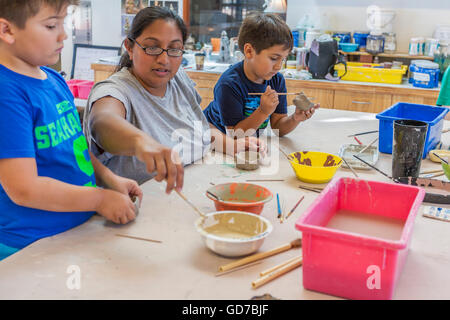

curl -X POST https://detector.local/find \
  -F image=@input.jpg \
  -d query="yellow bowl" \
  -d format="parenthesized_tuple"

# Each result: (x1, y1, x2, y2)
(288, 151, 343, 184)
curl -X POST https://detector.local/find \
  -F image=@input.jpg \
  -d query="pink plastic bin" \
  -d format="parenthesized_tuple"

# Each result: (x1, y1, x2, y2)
(295, 177, 425, 300)
(66, 79, 86, 98)
(77, 81, 94, 99)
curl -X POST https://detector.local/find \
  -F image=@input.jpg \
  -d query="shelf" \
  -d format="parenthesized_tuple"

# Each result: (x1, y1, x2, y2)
(339, 50, 434, 60)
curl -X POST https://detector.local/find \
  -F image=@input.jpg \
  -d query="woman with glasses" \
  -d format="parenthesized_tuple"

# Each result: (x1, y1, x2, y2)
(83, 6, 263, 194)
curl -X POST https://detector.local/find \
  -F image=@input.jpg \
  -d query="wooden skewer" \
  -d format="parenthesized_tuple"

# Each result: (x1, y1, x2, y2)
(429, 172, 446, 178)
(278, 146, 293, 160)
(218, 238, 302, 272)
(215, 261, 263, 277)
(248, 92, 300, 96)
(246, 179, 285, 182)
(341, 157, 359, 178)
(252, 256, 303, 289)
(357, 137, 379, 155)
(175, 189, 206, 218)
(115, 234, 162, 243)
(259, 256, 300, 277)
(420, 168, 446, 175)
(298, 185, 321, 193)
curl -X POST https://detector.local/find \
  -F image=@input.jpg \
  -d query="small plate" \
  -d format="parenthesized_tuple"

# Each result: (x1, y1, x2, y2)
(338, 144, 379, 170)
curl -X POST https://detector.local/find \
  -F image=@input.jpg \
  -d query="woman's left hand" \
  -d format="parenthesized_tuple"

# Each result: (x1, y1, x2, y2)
(293, 103, 320, 122)
(104, 175, 143, 205)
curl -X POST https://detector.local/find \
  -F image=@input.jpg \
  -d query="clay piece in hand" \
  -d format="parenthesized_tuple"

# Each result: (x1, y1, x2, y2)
(293, 92, 314, 111)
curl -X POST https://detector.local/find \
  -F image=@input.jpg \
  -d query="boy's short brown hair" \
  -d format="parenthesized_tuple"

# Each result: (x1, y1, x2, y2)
(0, 0, 79, 28)
(238, 12, 293, 54)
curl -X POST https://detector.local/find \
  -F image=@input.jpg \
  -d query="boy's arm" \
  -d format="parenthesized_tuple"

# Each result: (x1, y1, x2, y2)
(88, 97, 183, 193)
(270, 104, 319, 137)
(0, 158, 136, 224)
(224, 86, 279, 137)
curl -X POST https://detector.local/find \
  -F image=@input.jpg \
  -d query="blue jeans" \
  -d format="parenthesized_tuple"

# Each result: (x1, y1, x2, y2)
(0, 243, 19, 261)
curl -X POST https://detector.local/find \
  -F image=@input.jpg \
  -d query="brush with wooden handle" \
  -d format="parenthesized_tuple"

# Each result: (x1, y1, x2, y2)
(252, 256, 303, 289)
(218, 238, 302, 272)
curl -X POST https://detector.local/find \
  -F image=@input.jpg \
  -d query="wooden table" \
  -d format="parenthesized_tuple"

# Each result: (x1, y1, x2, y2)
(1, 108, 449, 300)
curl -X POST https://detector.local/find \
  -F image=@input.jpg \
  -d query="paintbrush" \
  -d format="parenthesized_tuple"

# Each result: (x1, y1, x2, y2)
(278, 146, 293, 160)
(285, 195, 305, 220)
(276, 193, 282, 220)
(432, 153, 449, 165)
(206, 190, 222, 201)
(353, 155, 393, 180)
(347, 130, 379, 137)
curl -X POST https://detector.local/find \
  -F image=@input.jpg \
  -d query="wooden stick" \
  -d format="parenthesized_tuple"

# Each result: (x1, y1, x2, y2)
(341, 157, 359, 178)
(215, 261, 262, 277)
(248, 92, 299, 96)
(357, 137, 379, 155)
(175, 189, 206, 218)
(347, 130, 379, 137)
(298, 185, 321, 193)
(115, 234, 162, 243)
(259, 256, 300, 277)
(252, 256, 303, 289)
(278, 146, 292, 160)
(420, 168, 446, 175)
(429, 172, 445, 178)
(218, 239, 302, 272)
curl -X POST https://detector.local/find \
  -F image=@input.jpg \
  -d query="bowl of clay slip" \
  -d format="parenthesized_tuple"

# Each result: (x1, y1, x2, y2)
(195, 210, 273, 257)
(235, 150, 260, 170)
(293, 92, 314, 111)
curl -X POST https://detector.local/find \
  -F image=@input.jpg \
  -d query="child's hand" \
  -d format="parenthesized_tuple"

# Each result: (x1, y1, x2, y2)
(235, 137, 267, 156)
(96, 189, 136, 224)
(104, 174, 143, 205)
(293, 103, 320, 122)
(259, 85, 279, 116)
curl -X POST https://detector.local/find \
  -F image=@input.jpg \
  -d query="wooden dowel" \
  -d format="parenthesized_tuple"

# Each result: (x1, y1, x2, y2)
(420, 168, 445, 175)
(175, 189, 206, 218)
(357, 137, 379, 155)
(429, 172, 445, 178)
(298, 185, 321, 193)
(259, 256, 300, 277)
(219, 243, 292, 272)
(341, 157, 359, 178)
(115, 234, 162, 243)
(215, 261, 262, 277)
(252, 257, 303, 289)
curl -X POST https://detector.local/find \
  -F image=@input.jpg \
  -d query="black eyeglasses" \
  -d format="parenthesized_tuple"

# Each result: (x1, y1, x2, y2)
(130, 38, 185, 57)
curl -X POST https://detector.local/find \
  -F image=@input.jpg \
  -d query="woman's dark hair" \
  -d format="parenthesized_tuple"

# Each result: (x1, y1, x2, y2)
(116, 6, 187, 72)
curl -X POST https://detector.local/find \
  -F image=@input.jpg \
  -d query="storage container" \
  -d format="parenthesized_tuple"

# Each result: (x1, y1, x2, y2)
(295, 177, 425, 300)
(335, 62, 407, 84)
(411, 61, 440, 88)
(366, 33, 385, 55)
(353, 31, 369, 50)
(332, 32, 351, 43)
(66, 79, 89, 98)
(77, 81, 95, 99)
(376, 102, 449, 157)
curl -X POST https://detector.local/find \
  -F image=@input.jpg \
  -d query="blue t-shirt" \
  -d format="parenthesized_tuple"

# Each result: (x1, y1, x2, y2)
(203, 61, 288, 134)
(0, 65, 96, 249)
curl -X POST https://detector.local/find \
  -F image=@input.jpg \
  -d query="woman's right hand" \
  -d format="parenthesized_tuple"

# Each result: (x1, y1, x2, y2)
(259, 85, 279, 116)
(135, 138, 184, 193)
(96, 189, 136, 224)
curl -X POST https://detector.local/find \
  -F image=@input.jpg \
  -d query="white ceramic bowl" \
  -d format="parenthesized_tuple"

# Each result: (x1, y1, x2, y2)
(195, 211, 273, 257)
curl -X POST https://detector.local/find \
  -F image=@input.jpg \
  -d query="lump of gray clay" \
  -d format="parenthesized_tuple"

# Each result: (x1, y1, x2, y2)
(293, 92, 314, 111)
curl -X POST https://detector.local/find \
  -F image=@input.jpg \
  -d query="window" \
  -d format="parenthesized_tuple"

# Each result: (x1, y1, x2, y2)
(186, 0, 265, 44)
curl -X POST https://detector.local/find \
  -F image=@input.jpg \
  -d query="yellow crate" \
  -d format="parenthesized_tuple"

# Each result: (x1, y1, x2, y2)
(335, 62, 408, 84)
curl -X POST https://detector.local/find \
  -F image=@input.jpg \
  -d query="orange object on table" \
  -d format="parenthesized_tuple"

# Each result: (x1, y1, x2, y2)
(211, 37, 220, 52)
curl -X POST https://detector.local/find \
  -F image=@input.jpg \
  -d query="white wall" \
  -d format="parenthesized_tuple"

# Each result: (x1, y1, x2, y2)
(61, 0, 183, 76)
(286, 0, 450, 52)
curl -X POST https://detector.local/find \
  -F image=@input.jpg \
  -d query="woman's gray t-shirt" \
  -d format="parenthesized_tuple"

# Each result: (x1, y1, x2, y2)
(83, 67, 211, 184)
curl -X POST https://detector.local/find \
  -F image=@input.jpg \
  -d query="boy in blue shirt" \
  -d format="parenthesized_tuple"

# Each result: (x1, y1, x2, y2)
(0, 0, 142, 261)
(203, 13, 319, 137)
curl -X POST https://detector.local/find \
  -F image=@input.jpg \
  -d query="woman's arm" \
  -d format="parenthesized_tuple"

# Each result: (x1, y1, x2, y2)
(0, 158, 136, 224)
(88, 97, 183, 193)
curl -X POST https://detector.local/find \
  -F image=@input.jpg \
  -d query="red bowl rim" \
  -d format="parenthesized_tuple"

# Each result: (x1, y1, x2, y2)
(206, 182, 273, 206)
